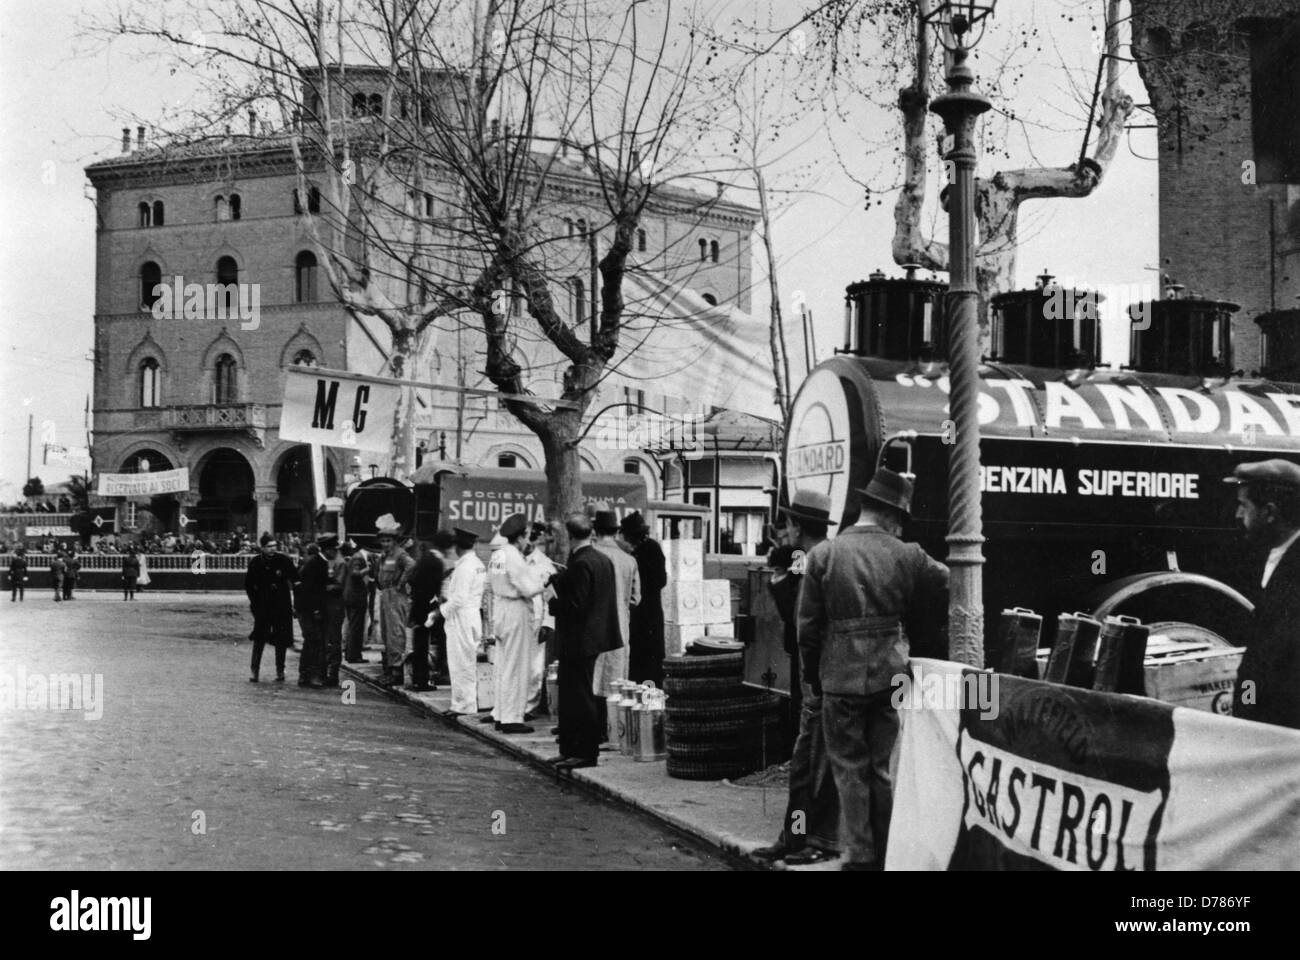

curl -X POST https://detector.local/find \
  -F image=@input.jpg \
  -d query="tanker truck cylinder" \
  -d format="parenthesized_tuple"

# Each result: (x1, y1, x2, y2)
(1129, 297, 1239, 377)
(843, 270, 948, 361)
(990, 276, 1103, 368)
(1256, 308, 1300, 381)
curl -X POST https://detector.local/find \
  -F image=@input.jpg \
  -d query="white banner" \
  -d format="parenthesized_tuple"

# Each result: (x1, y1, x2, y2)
(96, 468, 190, 497)
(279, 368, 400, 452)
(888, 658, 1300, 871)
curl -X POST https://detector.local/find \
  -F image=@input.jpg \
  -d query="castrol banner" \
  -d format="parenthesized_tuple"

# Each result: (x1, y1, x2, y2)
(887, 659, 1300, 870)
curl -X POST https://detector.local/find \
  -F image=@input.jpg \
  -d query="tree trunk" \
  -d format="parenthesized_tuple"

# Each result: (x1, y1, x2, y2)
(539, 412, 584, 556)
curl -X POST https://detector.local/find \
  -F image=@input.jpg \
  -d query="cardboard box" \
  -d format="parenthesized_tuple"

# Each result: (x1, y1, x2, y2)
(663, 580, 703, 625)
(705, 621, 735, 638)
(664, 539, 704, 582)
(701, 579, 732, 624)
(665, 622, 708, 657)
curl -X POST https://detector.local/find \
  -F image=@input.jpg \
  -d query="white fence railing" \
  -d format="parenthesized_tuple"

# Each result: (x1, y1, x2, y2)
(15, 553, 254, 573)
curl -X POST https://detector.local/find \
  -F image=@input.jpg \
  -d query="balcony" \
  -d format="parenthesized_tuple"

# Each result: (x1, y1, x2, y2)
(159, 403, 268, 447)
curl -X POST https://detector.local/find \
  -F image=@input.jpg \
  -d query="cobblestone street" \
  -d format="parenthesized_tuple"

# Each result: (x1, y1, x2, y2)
(0, 593, 726, 870)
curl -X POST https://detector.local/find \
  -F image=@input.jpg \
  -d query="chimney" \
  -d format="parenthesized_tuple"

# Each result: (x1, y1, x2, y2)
(136, 126, 145, 150)
(121, 128, 131, 153)
(248, 109, 257, 135)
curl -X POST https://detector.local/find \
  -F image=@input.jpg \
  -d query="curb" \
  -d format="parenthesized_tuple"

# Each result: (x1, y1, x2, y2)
(342, 661, 766, 871)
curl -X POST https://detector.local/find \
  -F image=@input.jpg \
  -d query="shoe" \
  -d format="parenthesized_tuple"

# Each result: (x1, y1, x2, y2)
(840, 860, 881, 872)
(751, 840, 792, 862)
(499, 723, 534, 734)
(544, 755, 571, 765)
(478, 714, 497, 724)
(310, 679, 325, 689)
(409, 684, 433, 692)
(555, 757, 596, 770)
(783, 846, 837, 865)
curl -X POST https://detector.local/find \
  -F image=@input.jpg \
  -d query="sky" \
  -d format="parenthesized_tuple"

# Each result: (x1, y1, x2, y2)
(0, 0, 1159, 500)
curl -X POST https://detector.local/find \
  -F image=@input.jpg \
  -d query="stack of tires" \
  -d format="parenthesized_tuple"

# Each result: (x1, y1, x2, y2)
(664, 652, 784, 781)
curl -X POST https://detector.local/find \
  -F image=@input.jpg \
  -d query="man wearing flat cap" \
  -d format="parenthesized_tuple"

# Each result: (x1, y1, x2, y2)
(754, 488, 838, 866)
(1225, 459, 1300, 729)
(440, 527, 487, 715)
(487, 513, 548, 732)
(798, 465, 949, 870)
(373, 514, 415, 687)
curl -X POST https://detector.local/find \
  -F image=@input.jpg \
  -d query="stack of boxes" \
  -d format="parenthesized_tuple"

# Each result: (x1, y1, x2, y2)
(661, 539, 735, 654)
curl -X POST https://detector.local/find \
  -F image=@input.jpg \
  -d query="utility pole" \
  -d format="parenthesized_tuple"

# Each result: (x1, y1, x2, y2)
(26, 414, 33, 484)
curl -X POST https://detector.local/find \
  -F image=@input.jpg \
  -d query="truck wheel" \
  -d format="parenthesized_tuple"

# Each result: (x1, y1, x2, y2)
(667, 738, 779, 762)
(663, 675, 746, 699)
(663, 652, 743, 677)
(665, 692, 782, 721)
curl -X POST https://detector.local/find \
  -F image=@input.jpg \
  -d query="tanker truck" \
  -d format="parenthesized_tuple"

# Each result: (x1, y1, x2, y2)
(784, 271, 1300, 669)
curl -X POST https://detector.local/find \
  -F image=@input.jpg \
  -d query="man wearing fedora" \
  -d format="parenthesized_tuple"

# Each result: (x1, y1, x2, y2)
(798, 465, 949, 870)
(620, 511, 667, 686)
(319, 534, 346, 688)
(374, 514, 415, 687)
(754, 489, 838, 866)
(295, 542, 331, 688)
(439, 527, 487, 715)
(488, 513, 548, 733)
(1226, 459, 1300, 729)
(592, 506, 639, 739)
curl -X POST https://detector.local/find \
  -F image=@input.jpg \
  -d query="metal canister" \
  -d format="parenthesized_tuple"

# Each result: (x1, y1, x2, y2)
(634, 694, 667, 761)
(618, 696, 637, 756)
(629, 703, 645, 757)
(546, 664, 560, 726)
(1044, 612, 1102, 688)
(992, 607, 1042, 678)
(605, 693, 623, 746)
(1093, 615, 1149, 695)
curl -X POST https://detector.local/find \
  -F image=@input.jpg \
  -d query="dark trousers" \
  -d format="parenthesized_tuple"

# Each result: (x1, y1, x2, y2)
(783, 685, 840, 852)
(344, 604, 367, 661)
(822, 691, 899, 866)
(250, 617, 289, 678)
(298, 615, 325, 683)
(62, 577, 76, 600)
(10, 579, 23, 601)
(410, 625, 431, 688)
(558, 654, 600, 762)
(324, 600, 345, 683)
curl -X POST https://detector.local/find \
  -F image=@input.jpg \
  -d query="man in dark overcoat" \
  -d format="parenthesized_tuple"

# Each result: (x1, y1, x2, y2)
(245, 532, 298, 683)
(295, 542, 331, 688)
(547, 513, 620, 769)
(1227, 459, 1300, 729)
(620, 512, 667, 686)
(407, 530, 454, 692)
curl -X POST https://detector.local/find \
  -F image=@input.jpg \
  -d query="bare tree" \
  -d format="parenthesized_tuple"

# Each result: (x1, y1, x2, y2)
(94, 0, 717, 524)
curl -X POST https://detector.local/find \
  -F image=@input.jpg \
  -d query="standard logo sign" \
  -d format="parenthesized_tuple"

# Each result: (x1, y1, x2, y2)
(786, 368, 853, 534)
(278, 369, 399, 451)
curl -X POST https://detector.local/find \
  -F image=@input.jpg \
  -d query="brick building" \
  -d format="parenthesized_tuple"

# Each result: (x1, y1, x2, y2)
(1132, 0, 1300, 373)
(84, 66, 757, 538)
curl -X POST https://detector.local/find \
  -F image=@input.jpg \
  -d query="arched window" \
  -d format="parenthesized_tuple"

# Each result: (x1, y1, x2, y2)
(637, 228, 647, 252)
(292, 349, 317, 367)
(138, 202, 151, 228)
(698, 238, 707, 262)
(229, 194, 241, 220)
(295, 251, 318, 303)
(710, 240, 719, 263)
(139, 358, 160, 408)
(215, 195, 228, 221)
(351, 92, 367, 117)
(497, 453, 518, 469)
(140, 261, 162, 309)
(571, 277, 586, 325)
(564, 217, 574, 237)
(576, 218, 587, 238)
(623, 458, 641, 475)
(214, 354, 237, 404)
(368, 93, 383, 117)
(216, 256, 238, 316)
(152, 200, 164, 227)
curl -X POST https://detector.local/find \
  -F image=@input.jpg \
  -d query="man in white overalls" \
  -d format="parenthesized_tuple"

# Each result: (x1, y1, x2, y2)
(437, 527, 486, 716)
(487, 513, 547, 734)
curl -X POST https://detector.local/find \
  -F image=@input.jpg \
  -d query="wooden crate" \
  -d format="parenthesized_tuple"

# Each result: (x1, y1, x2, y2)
(663, 580, 703, 625)
(664, 539, 705, 582)
(701, 579, 732, 625)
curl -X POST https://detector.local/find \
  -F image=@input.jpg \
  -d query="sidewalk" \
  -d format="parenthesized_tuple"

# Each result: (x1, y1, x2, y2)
(341, 651, 838, 871)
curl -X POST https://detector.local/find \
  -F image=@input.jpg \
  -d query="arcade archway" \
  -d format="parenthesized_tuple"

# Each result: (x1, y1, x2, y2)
(196, 448, 255, 534)
(274, 445, 338, 534)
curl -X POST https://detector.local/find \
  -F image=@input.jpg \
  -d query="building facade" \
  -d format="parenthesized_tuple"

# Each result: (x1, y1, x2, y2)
(84, 69, 758, 538)
(1132, 0, 1300, 374)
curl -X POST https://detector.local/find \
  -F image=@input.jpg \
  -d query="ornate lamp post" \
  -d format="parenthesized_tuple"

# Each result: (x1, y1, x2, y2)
(924, 0, 996, 668)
